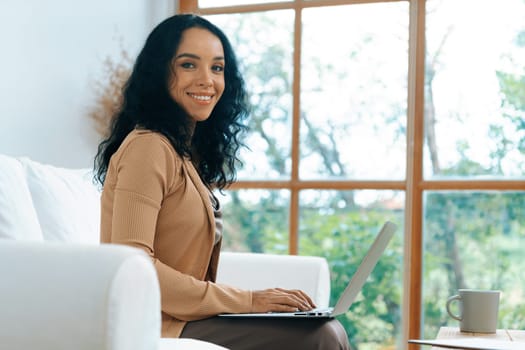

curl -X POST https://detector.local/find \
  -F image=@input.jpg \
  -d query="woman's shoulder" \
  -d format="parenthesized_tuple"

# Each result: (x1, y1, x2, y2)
(119, 129, 173, 153)
(124, 128, 171, 146)
(114, 129, 181, 165)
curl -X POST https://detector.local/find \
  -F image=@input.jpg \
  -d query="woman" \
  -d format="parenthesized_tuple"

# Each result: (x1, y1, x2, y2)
(94, 14, 349, 349)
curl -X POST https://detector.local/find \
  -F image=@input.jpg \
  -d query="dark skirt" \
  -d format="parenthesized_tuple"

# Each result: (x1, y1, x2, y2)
(180, 316, 351, 350)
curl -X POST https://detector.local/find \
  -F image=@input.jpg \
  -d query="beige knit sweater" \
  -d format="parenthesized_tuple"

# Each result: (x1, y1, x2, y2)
(100, 129, 252, 337)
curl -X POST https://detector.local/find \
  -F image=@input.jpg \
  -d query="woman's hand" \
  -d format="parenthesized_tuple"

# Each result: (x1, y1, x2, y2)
(251, 288, 317, 313)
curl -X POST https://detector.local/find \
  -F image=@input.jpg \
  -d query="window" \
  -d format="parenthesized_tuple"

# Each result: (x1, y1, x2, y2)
(422, 0, 525, 340)
(180, 1, 525, 348)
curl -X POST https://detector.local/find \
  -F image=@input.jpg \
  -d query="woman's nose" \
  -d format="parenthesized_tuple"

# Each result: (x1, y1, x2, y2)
(197, 70, 213, 87)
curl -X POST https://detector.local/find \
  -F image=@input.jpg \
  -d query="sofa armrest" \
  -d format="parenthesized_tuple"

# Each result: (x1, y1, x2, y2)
(0, 241, 160, 350)
(216, 252, 331, 309)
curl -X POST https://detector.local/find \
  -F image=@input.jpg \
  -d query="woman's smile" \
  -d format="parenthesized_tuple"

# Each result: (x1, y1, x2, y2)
(188, 93, 214, 103)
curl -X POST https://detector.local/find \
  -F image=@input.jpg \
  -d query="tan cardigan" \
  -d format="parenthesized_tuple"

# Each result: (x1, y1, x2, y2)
(100, 129, 252, 337)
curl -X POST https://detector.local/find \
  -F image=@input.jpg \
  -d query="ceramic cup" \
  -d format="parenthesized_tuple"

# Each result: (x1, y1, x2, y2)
(446, 289, 500, 333)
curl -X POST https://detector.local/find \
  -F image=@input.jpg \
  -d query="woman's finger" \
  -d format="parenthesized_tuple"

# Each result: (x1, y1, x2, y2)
(275, 288, 316, 309)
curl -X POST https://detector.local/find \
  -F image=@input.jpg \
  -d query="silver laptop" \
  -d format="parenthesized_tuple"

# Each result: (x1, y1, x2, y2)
(218, 221, 397, 319)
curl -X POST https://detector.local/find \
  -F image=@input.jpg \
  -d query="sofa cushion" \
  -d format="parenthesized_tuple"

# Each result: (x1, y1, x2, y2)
(0, 154, 43, 241)
(20, 157, 101, 244)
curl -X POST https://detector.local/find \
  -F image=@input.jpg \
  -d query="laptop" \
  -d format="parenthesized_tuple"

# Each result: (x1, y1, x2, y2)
(218, 220, 397, 319)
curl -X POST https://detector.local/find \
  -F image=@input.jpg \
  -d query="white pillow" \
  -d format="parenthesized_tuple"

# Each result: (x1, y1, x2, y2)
(0, 154, 43, 241)
(20, 157, 101, 244)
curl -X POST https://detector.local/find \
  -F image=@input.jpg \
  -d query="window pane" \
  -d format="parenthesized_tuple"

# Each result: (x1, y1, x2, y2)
(299, 189, 405, 349)
(207, 11, 294, 180)
(199, 0, 291, 8)
(220, 189, 290, 253)
(422, 191, 525, 338)
(301, 3, 409, 180)
(425, 0, 525, 178)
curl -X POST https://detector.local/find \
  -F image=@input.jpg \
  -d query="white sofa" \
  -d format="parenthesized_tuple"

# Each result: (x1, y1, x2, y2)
(0, 154, 331, 350)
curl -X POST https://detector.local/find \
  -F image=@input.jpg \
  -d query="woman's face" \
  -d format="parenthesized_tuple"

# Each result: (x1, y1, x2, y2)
(169, 27, 225, 123)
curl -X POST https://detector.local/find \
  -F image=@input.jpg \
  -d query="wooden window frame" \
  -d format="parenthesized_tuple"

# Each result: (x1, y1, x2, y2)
(178, 0, 525, 347)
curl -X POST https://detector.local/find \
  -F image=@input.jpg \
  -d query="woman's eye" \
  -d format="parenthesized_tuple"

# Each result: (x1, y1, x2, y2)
(212, 65, 224, 73)
(180, 62, 195, 69)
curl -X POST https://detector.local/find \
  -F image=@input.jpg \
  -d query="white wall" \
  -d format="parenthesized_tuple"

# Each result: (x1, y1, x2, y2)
(0, 0, 175, 168)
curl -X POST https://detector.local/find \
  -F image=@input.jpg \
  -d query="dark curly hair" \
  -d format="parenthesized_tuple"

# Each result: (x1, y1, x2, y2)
(94, 14, 249, 190)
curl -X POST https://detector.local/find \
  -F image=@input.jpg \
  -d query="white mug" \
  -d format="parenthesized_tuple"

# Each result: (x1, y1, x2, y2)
(446, 289, 500, 333)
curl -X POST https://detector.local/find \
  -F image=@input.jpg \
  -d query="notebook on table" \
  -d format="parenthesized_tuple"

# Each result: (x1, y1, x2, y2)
(218, 220, 397, 319)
